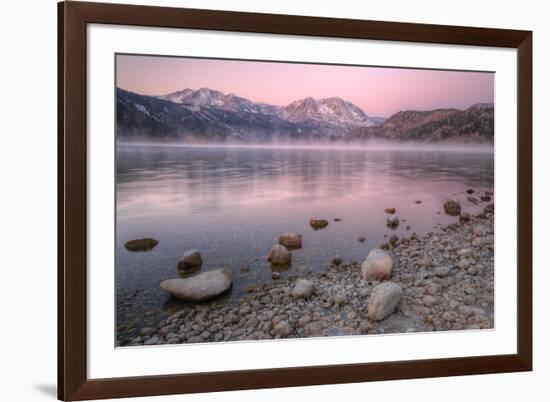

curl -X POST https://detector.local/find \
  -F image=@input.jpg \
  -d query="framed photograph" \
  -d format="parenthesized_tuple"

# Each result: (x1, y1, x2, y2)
(58, 1, 532, 400)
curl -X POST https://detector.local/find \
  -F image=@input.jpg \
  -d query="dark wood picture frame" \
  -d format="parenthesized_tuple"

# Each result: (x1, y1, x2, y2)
(58, 1, 532, 400)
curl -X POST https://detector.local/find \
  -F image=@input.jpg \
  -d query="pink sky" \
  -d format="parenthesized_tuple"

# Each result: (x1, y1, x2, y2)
(116, 54, 494, 117)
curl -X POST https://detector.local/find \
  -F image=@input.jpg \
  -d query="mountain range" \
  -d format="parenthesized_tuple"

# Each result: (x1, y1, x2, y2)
(116, 87, 493, 144)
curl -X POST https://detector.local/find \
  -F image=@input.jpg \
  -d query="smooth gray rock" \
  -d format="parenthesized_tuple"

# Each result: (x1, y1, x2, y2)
(273, 321, 293, 336)
(292, 279, 314, 299)
(160, 268, 232, 302)
(177, 249, 203, 273)
(267, 244, 292, 265)
(124, 238, 158, 252)
(361, 249, 393, 283)
(278, 232, 302, 248)
(309, 217, 329, 230)
(368, 282, 403, 321)
(386, 214, 400, 228)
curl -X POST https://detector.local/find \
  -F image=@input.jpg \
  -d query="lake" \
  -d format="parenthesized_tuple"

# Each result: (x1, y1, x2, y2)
(115, 144, 493, 339)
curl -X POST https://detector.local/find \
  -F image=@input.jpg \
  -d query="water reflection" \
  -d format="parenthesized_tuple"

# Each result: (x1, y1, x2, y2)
(117, 145, 493, 218)
(116, 144, 493, 336)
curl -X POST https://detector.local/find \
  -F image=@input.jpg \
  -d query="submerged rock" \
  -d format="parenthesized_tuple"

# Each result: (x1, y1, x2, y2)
(460, 212, 471, 223)
(368, 282, 403, 321)
(358, 237, 366, 243)
(484, 203, 494, 214)
(389, 234, 399, 246)
(467, 196, 479, 204)
(444, 199, 461, 216)
(309, 217, 329, 230)
(361, 249, 393, 282)
(124, 238, 158, 252)
(160, 268, 232, 302)
(386, 214, 400, 229)
(467, 189, 475, 194)
(278, 232, 302, 249)
(384, 207, 396, 214)
(334, 217, 343, 222)
(177, 249, 203, 273)
(480, 195, 491, 202)
(267, 244, 292, 265)
(292, 279, 314, 299)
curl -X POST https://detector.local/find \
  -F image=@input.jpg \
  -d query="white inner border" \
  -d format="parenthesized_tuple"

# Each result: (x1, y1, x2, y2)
(87, 24, 517, 379)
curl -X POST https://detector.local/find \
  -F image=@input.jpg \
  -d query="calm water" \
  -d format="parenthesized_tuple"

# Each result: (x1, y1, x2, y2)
(115, 144, 493, 338)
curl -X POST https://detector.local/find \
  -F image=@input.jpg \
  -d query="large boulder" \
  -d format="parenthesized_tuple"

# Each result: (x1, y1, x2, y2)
(124, 238, 158, 251)
(177, 249, 203, 273)
(267, 244, 291, 265)
(160, 268, 232, 302)
(367, 282, 403, 321)
(292, 279, 314, 299)
(309, 217, 329, 230)
(361, 249, 393, 282)
(278, 232, 302, 249)
(444, 199, 461, 216)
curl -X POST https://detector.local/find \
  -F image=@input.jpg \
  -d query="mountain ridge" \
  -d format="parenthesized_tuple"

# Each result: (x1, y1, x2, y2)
(117, 87, 493, 144)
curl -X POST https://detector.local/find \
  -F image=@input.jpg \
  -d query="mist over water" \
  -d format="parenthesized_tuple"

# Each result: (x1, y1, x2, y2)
(117, 140, 494, 154)
(116, 143, 493, 336)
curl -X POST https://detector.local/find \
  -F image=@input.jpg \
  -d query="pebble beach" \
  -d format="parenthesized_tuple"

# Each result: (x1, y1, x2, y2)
(117, 200, 494, 347)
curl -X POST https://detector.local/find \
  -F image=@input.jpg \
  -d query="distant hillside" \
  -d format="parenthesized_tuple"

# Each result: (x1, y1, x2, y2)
(345, 103, 494, 143)
(116, 87, 493, 143)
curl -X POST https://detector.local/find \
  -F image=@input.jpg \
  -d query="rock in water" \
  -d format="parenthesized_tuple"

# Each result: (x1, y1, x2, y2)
(386, 214, 399, 229)
(389, 234, 399, 246)
(124, 238, 158, 251)
(467, 196, 479, 204)
(358, 237, 366, 243)
(361, 249, 393, 282)
(484, 203, 494, 214)
(384, 207, 396, 214)
(444, 199, 461, 216)
(459, 212, 471, 223)
(267, 244, 292, 265)
(177, 249, 203, 273)
(292, 279, 314, 299)
(466, 189, 475, 194)
(481, 195, 491, 202)
(367, 282, 403, 321)
(309, 217, 329, 230)
(278, 232, 302, 249)
(160, 268, 232, 302)
(331, 255, 342, 266)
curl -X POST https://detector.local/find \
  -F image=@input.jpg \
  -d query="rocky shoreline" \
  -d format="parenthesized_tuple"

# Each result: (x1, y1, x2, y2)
(118, 206, 494, 347)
